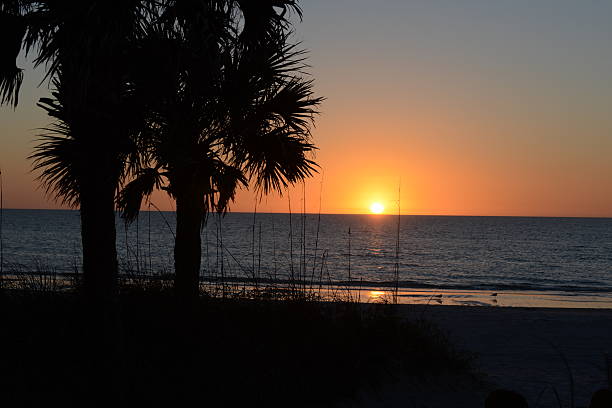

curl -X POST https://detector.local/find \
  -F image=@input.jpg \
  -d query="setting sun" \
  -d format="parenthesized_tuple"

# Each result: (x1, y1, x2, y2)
(370, 202, 384, 214)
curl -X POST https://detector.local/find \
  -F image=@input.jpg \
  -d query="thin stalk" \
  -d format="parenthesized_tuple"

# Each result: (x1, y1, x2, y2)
(135, 213, 141, 275)
(124, 220, 130, 274)
(148, 202, 152, 275)
(302, 181, 306, 291)
(257, 222, 262, 286)
(218, 213, 225, 297)
(205, 217, 211, 283)
(317, 250, 327, 296)
(272, 221, 277, 282)
(310, 176, 323, 290)
(252, 204, 256, 280)
(288, 195, 295, 294)
(348, 227, 351, 301)
(223, 247, 249, 279)
(348, 227, 351, 282)
(149, 202, 175, 240)
(394, 182, 401, 303)
(251, 203, 258, 290)
(261, 221, 273, 285)
(0, 169, 3, 287)
(326, 259, 337, 300)
(215, 213, 220, 294)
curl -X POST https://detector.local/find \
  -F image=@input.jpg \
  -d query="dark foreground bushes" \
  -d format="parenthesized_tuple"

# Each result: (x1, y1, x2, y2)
(0, 289, 474, 407)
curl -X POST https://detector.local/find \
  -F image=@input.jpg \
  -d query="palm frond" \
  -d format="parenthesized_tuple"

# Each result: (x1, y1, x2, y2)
(261, 77, 322, 132)
(117, 167, 164, 223)
(212, 161, 247, 213)
(263, 41, 310, 77)
(29, 130, 82, 208)
(30, 88, 81, 207)
(0, 9, 26, 107)
(242, 127, 318, 195)
(0, 65, 23, 107)
(226, 55, 322, 196)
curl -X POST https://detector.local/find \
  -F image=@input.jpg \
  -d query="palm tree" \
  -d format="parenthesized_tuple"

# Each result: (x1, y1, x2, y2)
(118, 0, 322, 298)
(0, 1, 147, 301)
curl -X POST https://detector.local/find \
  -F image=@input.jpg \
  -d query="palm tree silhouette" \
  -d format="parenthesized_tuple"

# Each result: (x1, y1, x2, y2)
(1, 1, 147, 301)
(118, 1, 322, 298)
(1, 1, 320, 300)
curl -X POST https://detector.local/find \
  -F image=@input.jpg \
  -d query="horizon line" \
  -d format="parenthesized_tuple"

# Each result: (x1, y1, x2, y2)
(2, 207, 612, 219)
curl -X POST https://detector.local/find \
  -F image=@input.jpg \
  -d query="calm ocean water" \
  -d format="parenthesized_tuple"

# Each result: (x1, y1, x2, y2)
(2, 209, 612, 306)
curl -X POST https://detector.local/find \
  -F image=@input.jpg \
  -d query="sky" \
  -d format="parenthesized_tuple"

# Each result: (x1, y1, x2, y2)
(1, 0, 612, 217)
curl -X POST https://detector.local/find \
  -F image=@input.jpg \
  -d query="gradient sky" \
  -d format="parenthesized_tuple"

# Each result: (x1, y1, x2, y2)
(1, 0, 612, 216)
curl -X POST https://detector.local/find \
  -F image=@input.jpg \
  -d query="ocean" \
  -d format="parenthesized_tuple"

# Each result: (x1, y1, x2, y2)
(2, 209, 612, 308)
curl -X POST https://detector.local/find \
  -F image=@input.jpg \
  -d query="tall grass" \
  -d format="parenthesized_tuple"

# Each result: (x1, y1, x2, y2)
(1, 261, 77, 292)
(0, 185, 406, 304)
(127, 205, 402, 303)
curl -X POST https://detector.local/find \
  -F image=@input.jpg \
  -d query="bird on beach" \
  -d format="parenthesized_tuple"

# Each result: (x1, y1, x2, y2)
(491, 293, 498, 297)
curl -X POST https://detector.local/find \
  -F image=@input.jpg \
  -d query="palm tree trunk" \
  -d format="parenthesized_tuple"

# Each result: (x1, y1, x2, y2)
(79, 174, 126, 404)
(174, 190, 203, 299)
(80, 174, 118, 301)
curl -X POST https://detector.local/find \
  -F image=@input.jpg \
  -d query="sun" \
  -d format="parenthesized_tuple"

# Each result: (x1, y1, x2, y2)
(370, 202, 384, 214)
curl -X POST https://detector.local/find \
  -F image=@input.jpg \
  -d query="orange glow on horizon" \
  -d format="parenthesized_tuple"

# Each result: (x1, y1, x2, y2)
(370, 202, 384, 214)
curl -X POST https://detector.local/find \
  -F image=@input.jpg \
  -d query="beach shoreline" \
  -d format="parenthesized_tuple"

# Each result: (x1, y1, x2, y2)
(341, 286, 612, 309)
(4, 269, 612, 310)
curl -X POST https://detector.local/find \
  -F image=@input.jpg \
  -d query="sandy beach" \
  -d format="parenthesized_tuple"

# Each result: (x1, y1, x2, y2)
(355, 305, 612, 408)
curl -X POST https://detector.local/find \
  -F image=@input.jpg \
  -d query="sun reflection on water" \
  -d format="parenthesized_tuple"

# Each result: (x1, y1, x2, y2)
(369, 290, 386, 299)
